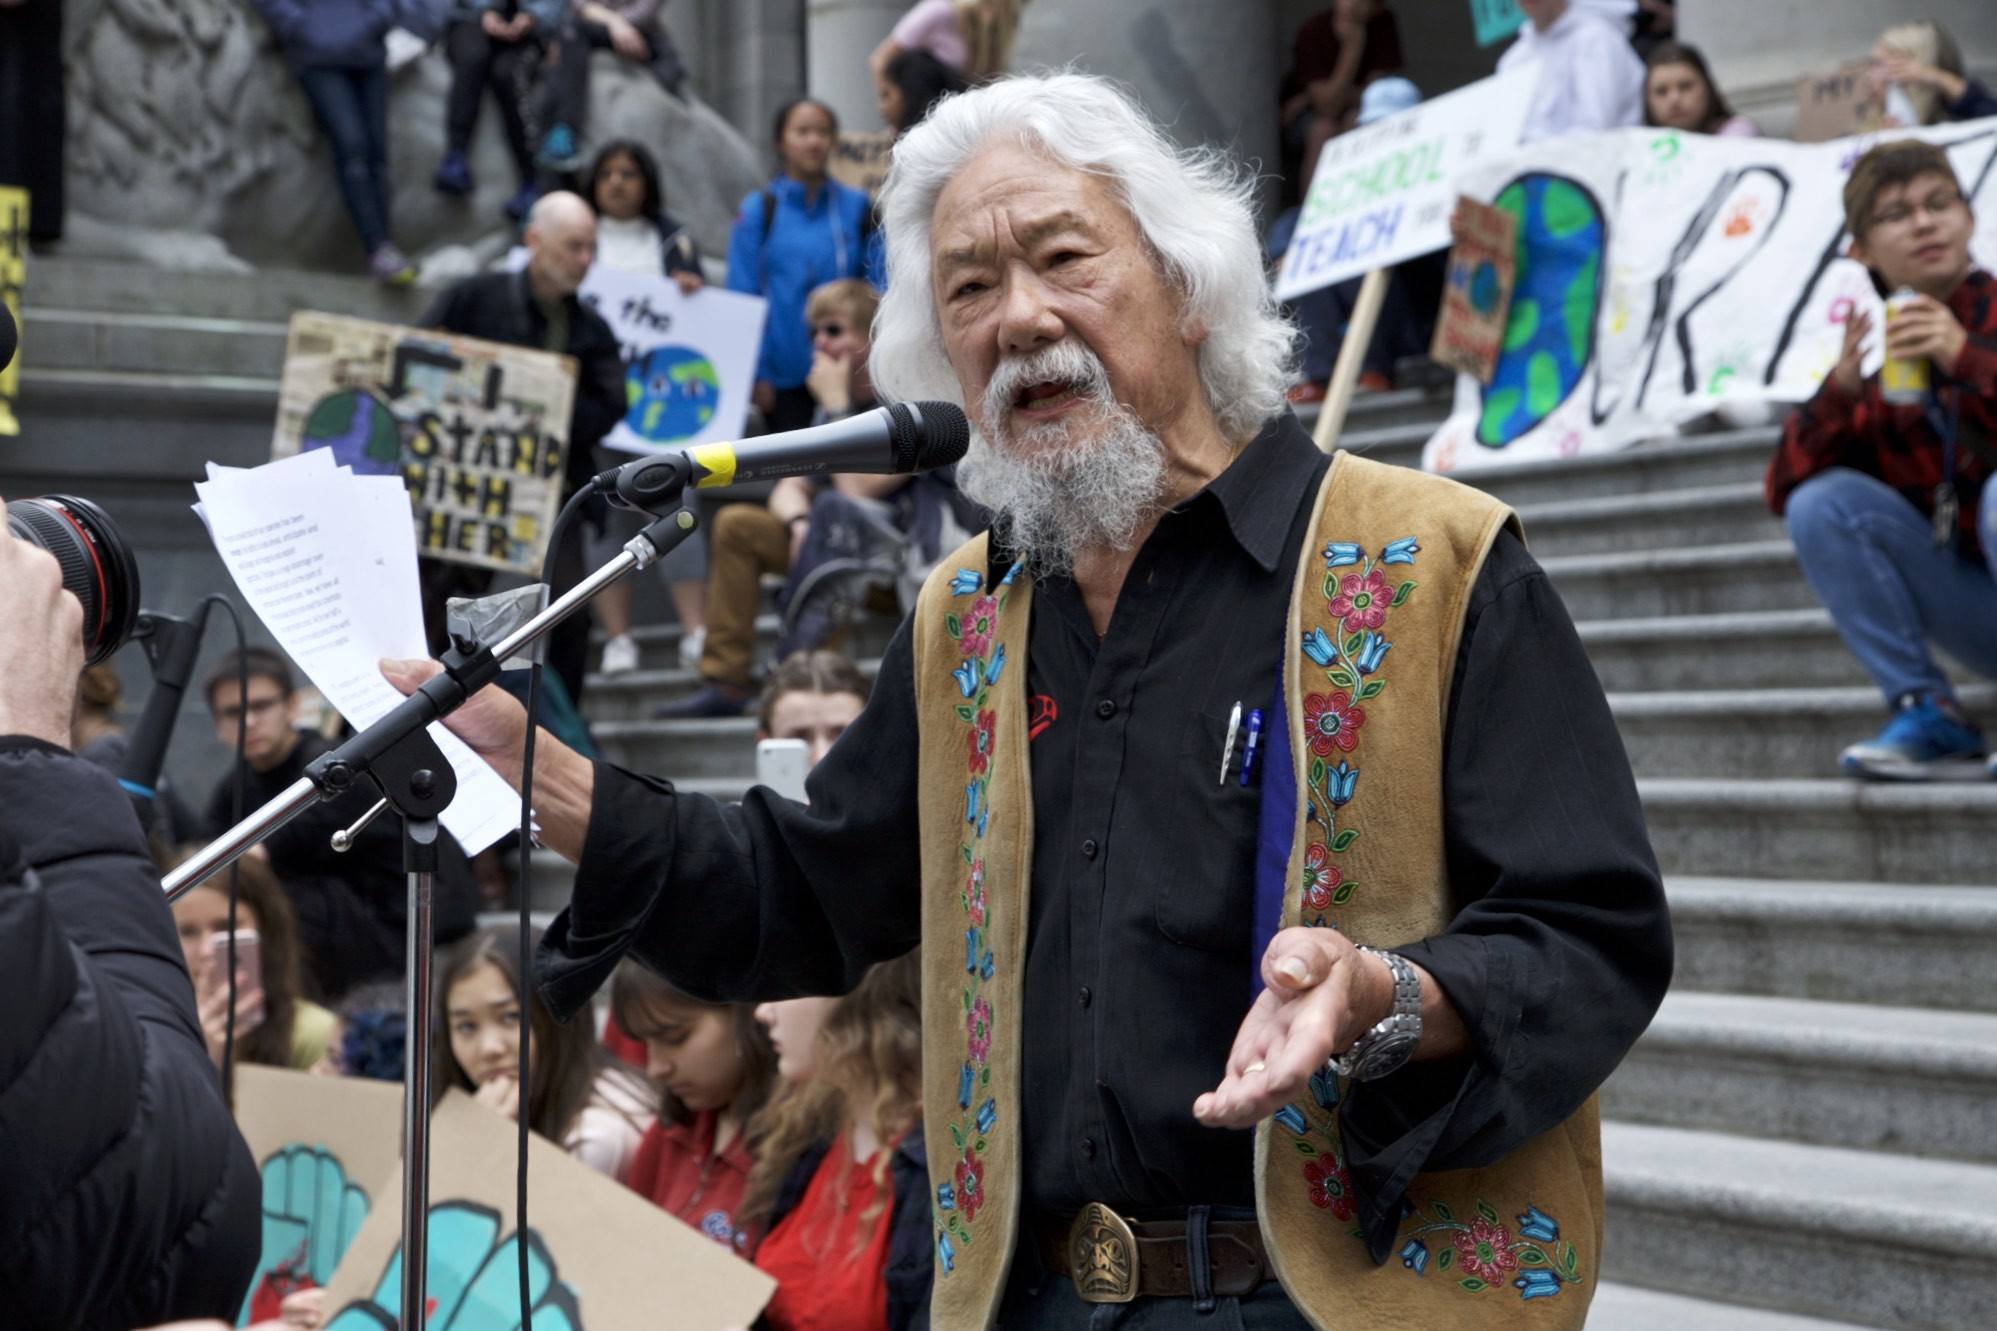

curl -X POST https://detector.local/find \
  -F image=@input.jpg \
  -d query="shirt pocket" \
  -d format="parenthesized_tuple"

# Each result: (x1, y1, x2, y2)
(1149, 707, 1264, 953)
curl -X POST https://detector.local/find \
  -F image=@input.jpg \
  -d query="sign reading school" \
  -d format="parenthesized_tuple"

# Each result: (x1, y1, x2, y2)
(1275, 66, 1539, 302)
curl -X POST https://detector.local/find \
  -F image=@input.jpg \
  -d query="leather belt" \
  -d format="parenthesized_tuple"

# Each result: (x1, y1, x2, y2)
(1034, 1204, 1272, 1304)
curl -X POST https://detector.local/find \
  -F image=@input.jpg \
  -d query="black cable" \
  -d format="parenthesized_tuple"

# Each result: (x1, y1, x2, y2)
(200, 594, 249, 1097)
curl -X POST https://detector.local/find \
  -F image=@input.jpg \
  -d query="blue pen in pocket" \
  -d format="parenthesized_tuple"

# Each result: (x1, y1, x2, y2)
(1238, 708, 1265, 787)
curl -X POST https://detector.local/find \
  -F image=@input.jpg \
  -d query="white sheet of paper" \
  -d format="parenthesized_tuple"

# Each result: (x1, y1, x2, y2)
(193, 458, 518, 853)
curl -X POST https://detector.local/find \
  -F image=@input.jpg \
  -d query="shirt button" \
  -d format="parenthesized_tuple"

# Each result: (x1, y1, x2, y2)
(1081, 838, 1098, 860)
(1078, 986, 1092, 1009)
(1095, 699, 1117, 719)
(1080, 1137, 1097, 1160)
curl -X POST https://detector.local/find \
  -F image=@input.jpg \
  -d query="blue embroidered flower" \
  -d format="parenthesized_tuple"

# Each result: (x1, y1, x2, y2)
(1354, 632, 1390, 675)
(1271, 1104, 1308, 1135)
(1513, 1270, 1562, 1300)
(1382, 536, 1420, 565)
(1398, 1239, 1430, 1275)
(957, 1062, 974, 1109)
(1309, 1067, 1340, 1110)
(980, 950, 995, 980)
(1324, 541, 1362, 568)
(936, 1182, 956, 1211)
(938, 1232, 956, 1274)
(1516, 1205, 1559, 1243)
(1001, 561, 1024, 587)
(984, 644, 1007, 686)
(1327, 760, 1359, 807)
(976, 1098, 998, 1133)
(965, 781, 981, 828)
(1302, 627, 1338, 666)
(953, 660, 979, 698)
(949, 568, 982, 597)
(965, 929, 979, 974)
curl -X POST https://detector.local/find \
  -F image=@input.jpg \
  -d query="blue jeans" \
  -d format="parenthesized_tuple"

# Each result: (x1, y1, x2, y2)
(1784, 467, 1997, 704)
(292, 63, 391, 253)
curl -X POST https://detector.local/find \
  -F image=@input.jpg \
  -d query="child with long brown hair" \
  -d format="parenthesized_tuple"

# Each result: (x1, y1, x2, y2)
(742, 951, 931, 1331)
(433, 926, 656, 1181)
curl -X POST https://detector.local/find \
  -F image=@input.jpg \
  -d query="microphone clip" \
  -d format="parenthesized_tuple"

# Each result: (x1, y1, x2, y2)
(596, 451, 696, 515)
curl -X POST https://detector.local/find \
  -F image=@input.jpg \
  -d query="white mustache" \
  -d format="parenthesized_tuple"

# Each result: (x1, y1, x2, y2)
(983, 341, 1113, 431)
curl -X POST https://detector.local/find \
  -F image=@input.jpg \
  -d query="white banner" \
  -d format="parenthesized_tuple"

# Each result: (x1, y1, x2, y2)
(578, 269, 767, 456)
(1423, 119, 1997, 475)
(1275, 67, 1539, 301)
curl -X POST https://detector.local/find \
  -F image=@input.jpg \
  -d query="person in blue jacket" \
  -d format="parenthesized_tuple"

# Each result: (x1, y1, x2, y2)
(726, 98, 874, 434)
(250, 0, 417, 283)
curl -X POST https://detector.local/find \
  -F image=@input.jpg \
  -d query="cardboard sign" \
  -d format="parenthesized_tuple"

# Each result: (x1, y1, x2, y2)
(271, 312, 576, 575)
(1795, 63, 1874, 144)
(1430, 197, 1519, 384)
(1469, 0, 1525, 48)
(1421, 119, 1997, 475)
(578, 268, 767, 456)
(1276, 66, 1539, 300)
(231, 1066, 404, 1326)
(319, 1089, 774, 1330)
(0, 186, 24, 437)
(830, 130, 895, 195)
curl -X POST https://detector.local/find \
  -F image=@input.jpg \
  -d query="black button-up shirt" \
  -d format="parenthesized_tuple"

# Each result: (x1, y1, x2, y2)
(540, 413, 1671, 1257)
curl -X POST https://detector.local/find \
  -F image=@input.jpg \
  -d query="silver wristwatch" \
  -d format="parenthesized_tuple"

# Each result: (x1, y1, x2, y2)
(1331, 947, 1421, 1082)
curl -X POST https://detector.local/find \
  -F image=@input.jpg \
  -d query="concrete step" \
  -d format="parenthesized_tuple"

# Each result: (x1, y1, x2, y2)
(1609, 684, 1997, 780)
(1578, 609, 1866, 693)
(594, 716, 758, 778)
(1513, 481, 1780, 558)
(1600, 1121, 1997, 1329)
(25, 309, 290, 380)
(1539, 541, 1811, 621)
(606, 615, 899, 676)
(1296, 387, 1452, 437)
(1605, 991, 1997, 1163)
(586, 656, 887, 721)
(1585, 1282, 1882, 1330)
(1640, 778, 1997, 885)
(23, 254, 430, 326)
(1461, 428, 1777, 508)
(1666, 877, 1997, 1012)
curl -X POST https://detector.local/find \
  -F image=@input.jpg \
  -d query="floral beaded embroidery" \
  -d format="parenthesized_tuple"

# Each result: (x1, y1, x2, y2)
(932, 562, 1019, 1275)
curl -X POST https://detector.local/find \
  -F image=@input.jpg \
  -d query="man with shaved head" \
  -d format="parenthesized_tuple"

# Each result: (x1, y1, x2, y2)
(419, 189, 626, 701)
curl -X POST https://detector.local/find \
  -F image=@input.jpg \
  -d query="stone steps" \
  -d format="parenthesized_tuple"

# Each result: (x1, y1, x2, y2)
(1600, 1120, 1997, 1329)
(1578, 608, 1864, 692)
(27, 308, 290, 380)
(23, 254, 428, 326)
(1537, 540, 1812, 621)
(1666, 877, 1997, 1011)
(1604, 990, 1997, 1162)
(1584, 1283, 1882, 1330)
(1463, 428, 1778, 507)
(1514, 480, 1779, 557)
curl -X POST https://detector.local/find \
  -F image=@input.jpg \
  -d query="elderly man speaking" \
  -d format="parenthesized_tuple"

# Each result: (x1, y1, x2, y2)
(387, 73, 1668, 1328)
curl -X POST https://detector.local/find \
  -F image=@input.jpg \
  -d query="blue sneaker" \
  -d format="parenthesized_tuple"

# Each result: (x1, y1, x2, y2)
(1839, 693, 1986, 780)
(537, 123, 584, 173)
(433, 150, 473, 195)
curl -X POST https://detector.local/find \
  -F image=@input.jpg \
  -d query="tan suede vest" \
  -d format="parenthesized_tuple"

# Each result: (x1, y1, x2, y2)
(912, 452, 1602, 1328)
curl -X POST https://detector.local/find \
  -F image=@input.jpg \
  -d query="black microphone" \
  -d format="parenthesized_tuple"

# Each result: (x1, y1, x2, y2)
(117, 604, 214, 806)
(599, 400, 971, 512)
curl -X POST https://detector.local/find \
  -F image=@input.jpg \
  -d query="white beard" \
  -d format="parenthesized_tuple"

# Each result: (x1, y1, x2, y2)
(958, 341, 1168, 577)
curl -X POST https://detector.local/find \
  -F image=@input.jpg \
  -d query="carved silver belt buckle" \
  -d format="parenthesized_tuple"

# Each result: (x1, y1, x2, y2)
(1066, 1201, 1139, 1304)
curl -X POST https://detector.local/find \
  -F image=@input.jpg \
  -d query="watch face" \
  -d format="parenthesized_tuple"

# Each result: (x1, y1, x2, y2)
(1350, 1028, 1421, 1082)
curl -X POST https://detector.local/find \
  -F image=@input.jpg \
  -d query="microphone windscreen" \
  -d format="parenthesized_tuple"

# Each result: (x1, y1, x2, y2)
(910, 400, 971, 470)
(0, 303, 15, 375)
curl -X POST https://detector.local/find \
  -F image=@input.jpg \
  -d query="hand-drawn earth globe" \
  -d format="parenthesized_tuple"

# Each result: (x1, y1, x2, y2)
(624, 345, 722, 444)
(301, 388, 404, 475)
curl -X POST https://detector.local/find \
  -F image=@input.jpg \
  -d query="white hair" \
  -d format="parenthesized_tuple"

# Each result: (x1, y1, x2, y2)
(869, 72, 1298, 445)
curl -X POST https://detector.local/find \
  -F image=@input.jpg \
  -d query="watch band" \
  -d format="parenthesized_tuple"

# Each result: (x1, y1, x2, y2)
(1330, 947, 1421, 1082)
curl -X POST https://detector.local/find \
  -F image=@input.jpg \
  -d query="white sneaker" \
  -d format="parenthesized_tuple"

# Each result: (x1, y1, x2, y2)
(677, 626, 706, 670)
(600, 633, 640, 675)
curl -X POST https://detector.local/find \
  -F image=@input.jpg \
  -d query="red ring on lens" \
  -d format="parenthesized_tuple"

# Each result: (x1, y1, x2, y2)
(43, 499, 111, 646)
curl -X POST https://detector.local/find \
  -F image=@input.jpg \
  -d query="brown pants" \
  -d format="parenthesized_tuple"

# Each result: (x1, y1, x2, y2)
(701, 503, 790, 688)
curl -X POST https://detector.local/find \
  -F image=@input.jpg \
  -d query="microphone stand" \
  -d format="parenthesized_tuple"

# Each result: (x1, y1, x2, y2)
(163, 491, 700, 1331)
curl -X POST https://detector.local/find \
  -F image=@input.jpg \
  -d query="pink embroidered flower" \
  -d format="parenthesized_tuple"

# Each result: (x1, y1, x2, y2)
(1301, 843, 1342, 912)
(965, 859, 987, 925)
(1303, 1156, 1353, 1220)
(1453, 1218, 1519, 1284)
(967, 709, 996, 775)
(960, 595, 999, 659)
(1303, 691, 1365, 757)
(967, 997, 994, 1062)
(1327, 570, 1390, 634)
(955, 1147, 986, 1222)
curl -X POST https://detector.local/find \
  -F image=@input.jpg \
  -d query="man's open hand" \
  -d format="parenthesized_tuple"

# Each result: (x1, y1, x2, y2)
(379, 658, 527, 766)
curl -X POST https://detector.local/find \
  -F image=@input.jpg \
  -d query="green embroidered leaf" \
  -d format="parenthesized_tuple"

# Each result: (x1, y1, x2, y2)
(963, 989, 973, 1012)
(1343, 632, 1363, 660)
(981, 1067, 990, 1085)
(1432, 1201, 1454, 1222)
(1309, 757, 1326, 788)
(1292, 1139, 1317, 1156)
(1330, 828, 1359, 852)
(954, 704, 976, 723)
(1437, 1247, 1454, 1271)
(948, 1215, 962, 1235)
(1356, 680, 1385, 702)
(962, 845, 975, 865)
(946, 614, 962, 636)
(1322, 570, 1339, 600)
(950, 1122, 966, 1149)
(1328, 667, 1356, 690)
(976, 1138, 987, 1152)
(1390, 580, 1417, 607)
(1458, 1278, 1487, 1293)
(1519, 1248, 1548, 1266)
(1477, 1201, 1498, 1223)
(1332, 882, 1356, 905)
(1560, 1243, 1577, 1276)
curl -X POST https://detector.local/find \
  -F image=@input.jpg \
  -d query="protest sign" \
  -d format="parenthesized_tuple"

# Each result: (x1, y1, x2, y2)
(0, 186, 24, 437)
(272, 312, 575, 575)
(231, 1067, 402, 1326)
(1795, 63, 1874, 143)
(1275, 66, 1539, 301)
(578, 268, 767, 456)
(320, 1089, 773, 1330)
(1431, 198, 1518, 384)
(1421, 119, 1997, 476)
(1469, 0, 1525, 47)
(831, 129, 896, 194)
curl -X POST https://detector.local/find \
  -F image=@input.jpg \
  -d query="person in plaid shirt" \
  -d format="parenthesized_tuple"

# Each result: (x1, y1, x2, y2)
(1767, 139, 1997, 779)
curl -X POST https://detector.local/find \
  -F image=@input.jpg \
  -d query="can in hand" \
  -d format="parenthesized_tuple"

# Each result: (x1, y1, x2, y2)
(1881, 287, 1931, 405)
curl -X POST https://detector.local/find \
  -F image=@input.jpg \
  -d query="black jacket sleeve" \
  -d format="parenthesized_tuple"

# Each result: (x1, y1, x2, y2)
(567, 305, 630, 464)
(0, 739, 260, 1331)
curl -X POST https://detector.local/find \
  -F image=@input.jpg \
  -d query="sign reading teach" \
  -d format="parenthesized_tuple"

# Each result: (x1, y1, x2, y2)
(1275, 66, 1538, 301)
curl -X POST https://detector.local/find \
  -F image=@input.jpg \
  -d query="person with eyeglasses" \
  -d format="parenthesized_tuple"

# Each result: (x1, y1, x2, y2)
(1766, 139, 1997, 780)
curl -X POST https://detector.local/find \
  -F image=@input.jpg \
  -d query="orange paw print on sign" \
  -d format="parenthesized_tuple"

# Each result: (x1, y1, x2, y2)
(1723, 202, 1757, 238)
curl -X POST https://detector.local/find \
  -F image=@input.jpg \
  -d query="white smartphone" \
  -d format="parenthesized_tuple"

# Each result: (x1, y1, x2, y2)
(756, 738, 811, 803)
(205, 928, 266, 1028)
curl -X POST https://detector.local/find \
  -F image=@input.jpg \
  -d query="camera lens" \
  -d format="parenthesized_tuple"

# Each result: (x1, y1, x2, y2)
(6, 495, 142, 667)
